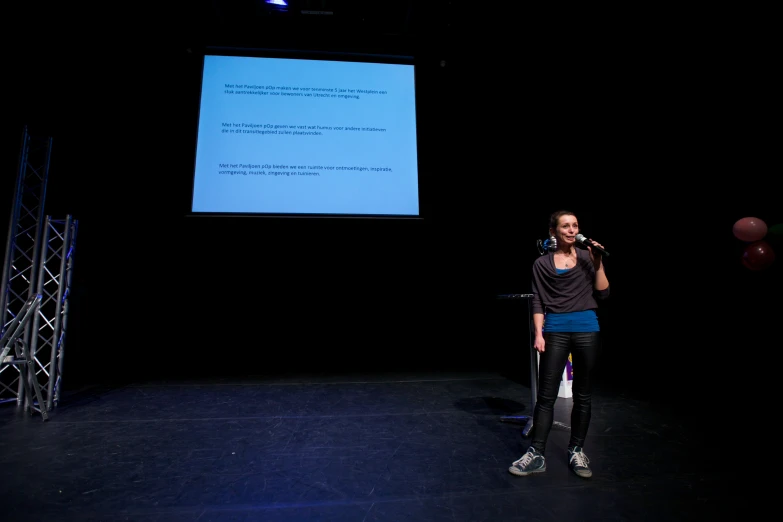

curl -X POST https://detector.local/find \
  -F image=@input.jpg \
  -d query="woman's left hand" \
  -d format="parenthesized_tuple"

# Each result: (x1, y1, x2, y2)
(588, 240, 605, 265)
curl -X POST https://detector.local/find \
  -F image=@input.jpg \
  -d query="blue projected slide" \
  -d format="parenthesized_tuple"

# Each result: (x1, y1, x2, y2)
(190, 54, 420, 216)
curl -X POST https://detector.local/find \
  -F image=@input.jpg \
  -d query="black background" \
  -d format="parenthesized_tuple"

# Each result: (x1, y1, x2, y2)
(3, 1, 780, 423)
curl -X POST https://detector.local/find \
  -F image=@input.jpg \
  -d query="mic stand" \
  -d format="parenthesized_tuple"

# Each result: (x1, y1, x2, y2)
(496, 293, 569, 436)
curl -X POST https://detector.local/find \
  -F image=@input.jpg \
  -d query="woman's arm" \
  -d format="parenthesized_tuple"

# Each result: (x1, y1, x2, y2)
(594, 260, 609, 291)
(533, 312, 546, 353)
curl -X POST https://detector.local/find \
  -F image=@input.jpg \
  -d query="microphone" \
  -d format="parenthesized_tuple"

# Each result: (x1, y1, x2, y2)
(575, 234, 610, 257)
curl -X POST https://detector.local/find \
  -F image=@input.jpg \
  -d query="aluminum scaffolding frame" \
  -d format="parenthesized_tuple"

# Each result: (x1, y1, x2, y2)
(1, 294, 48, 420)
(1, 126, 51, 407)
(26, 215, 78, 411)
(2, 127, 79, 418)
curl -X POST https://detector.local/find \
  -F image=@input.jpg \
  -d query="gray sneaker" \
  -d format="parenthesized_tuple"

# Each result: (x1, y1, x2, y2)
(568, 446, 592, 478)
(509, 447, 546, 476)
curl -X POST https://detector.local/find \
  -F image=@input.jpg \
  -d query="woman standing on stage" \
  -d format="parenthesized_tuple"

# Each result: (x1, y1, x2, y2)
(508, 209, 610, 479)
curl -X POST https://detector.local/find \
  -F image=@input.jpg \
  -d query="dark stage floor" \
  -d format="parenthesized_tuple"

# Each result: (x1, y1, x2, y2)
(0, 372, 738, 521)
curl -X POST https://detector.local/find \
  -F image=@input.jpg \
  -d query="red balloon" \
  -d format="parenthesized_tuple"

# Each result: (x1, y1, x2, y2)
(733, 217, 768, 242)
(742, 240, 776, 271)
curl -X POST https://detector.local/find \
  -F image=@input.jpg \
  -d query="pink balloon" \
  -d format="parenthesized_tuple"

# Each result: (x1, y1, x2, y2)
(742, 240, 776, 271)
(733, 217, 768, 242)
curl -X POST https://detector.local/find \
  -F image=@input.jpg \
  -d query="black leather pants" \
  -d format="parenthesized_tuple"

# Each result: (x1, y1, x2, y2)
(529, 331, 601, 455)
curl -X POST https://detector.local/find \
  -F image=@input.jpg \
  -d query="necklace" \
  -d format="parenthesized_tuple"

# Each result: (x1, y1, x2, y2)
(560, 250, 576, 268)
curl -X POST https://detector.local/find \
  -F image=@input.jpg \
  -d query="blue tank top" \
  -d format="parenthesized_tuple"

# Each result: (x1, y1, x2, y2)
(543, 268, 600, 333)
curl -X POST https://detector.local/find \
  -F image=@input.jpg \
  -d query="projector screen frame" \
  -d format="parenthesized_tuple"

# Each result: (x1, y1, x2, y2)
(185, 46, 426, 221)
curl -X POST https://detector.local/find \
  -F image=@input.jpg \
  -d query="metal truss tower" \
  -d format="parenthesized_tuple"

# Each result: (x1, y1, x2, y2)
(26, 215, 78, 410)
(1, 126, 51, 406)
(1, 126, 77, 419)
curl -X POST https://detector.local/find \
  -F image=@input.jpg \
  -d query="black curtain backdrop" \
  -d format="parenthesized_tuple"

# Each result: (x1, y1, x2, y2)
(3, 3, 779, 425)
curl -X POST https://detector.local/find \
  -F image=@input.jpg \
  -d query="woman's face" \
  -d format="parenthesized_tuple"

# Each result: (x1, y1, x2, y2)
(553, 214, 579, 247)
